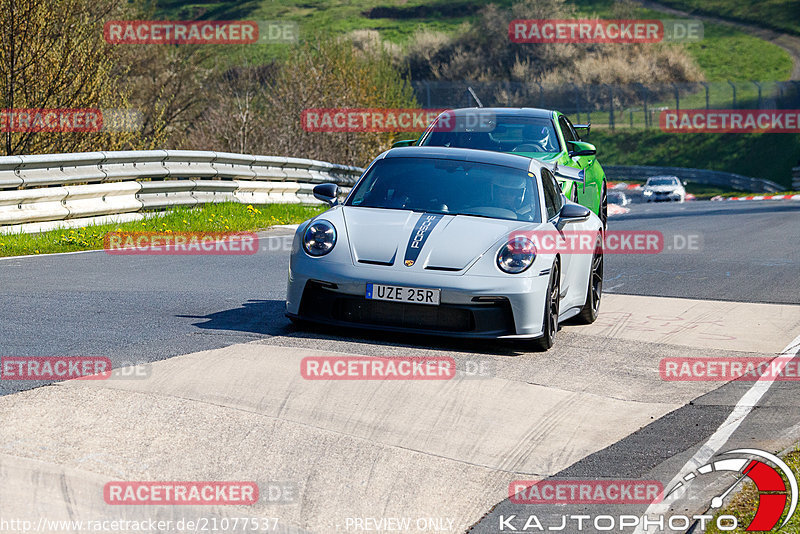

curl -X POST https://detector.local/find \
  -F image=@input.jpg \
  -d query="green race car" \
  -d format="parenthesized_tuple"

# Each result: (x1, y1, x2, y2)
(395, 108, 608, 228)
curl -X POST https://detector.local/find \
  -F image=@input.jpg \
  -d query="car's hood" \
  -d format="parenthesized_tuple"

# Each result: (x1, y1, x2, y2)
(342, 206, 535, 271)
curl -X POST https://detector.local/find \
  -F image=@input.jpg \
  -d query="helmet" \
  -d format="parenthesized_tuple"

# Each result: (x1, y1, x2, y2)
(523, 124, 552, 150)
(491, 174, 527, 210)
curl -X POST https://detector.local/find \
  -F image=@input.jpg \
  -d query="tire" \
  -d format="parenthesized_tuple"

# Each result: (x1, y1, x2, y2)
(574, 244, 603, 324)
(531, 260, 560, 351)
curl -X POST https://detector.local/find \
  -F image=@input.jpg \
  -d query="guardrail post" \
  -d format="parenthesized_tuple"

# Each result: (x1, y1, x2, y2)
(728, 81, 737, 109)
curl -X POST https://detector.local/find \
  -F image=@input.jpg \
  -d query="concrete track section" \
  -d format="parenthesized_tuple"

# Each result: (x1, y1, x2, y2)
(1, 294, 798, 533)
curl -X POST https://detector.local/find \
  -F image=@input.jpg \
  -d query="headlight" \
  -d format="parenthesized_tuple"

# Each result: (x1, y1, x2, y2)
(496, 237, 536, 274)
(643, 190, 653, 196)
(303, 220, 336, 256)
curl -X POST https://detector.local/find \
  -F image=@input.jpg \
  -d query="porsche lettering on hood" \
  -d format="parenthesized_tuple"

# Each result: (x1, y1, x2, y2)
(404, 213, 443, 266)
(342, 206, 536, 271)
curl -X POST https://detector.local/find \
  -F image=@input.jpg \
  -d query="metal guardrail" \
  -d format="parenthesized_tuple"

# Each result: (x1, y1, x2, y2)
(0, 150, 788, 232)
(0, 150, 363, 229)
(603, 165, 784, 193)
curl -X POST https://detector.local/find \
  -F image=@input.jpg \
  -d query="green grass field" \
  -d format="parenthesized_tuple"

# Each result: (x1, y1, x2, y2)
(0, 203, 324, 257)
(654, 0, 800, 36)
(153, 0, 793, 83)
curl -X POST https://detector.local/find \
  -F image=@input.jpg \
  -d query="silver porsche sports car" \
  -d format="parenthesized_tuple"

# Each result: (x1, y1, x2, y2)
(285, 147, 603, 350)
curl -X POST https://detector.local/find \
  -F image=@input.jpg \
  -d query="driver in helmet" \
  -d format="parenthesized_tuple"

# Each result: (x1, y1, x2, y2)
(491, 174, 533, 220)
(521, 124, 554, 152)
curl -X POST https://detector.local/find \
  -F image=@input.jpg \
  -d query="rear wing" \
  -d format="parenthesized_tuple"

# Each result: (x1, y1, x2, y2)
(573, 123, 591, 135)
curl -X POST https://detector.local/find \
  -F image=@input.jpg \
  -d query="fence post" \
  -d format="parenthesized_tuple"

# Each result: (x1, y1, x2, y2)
(608, 84, 615, 131)
(586, 86, 591, 125)
(728, 81, 737, 109)
(639, 84, 649, 129)
(752, 81, 762, 108)
(673, 83, 680, 112)
(424, 81, 431, 108)
(700, 82, 709, 110)
(570, 84, 580, 123)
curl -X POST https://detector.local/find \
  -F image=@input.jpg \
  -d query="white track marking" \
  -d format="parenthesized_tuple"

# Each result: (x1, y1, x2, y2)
(634, 332, 800, 533)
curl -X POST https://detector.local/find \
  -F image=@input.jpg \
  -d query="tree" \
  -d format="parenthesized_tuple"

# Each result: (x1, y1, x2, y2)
(0, 0, 137, 155)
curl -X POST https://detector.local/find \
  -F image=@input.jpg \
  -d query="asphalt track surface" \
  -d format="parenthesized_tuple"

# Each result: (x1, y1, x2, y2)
(1, 201, 796, 370)
(0, 199, 798, 533)
(607, 201, 800, 304)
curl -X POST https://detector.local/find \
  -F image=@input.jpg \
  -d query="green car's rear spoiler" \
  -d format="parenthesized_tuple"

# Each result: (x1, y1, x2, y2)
(573, 123, 591, 134)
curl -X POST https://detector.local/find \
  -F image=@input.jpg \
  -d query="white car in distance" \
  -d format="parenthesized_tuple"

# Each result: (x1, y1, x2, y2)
(642, 176, 686, 203)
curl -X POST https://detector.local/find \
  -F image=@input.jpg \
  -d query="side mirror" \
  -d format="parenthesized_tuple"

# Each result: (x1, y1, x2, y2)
(568, 141, 597, 157)
(392, 139, 416, 148)
(559, 203, 591, 224)
(313, 183, 339, 206)
(554, 164, 585, 184)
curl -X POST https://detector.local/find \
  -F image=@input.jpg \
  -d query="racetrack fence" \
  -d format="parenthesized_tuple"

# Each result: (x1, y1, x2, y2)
(411, 80, 800, 130)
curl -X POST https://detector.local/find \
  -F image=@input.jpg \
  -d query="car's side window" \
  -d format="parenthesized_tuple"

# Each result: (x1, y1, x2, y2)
(559, 116, 576, 145)
(541, 168, 562, 220)
(562, 116, 580, 141)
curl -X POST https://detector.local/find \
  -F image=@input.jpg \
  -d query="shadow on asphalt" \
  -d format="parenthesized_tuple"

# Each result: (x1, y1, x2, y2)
(182, 299, 533, 357)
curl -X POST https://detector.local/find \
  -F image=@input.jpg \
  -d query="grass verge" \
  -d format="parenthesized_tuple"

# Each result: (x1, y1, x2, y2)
(0, 203, 325, 258)
(707, 448, 800, 533)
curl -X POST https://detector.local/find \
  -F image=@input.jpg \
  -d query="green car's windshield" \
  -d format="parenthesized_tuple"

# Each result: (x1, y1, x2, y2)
(347, 157, 541, 222)
(420, 116, 560, 154)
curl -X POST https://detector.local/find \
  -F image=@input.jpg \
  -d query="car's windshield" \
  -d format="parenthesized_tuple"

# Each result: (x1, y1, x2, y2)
(647, 178, 679, 186)
(419, 115, 560, 154)
(347, 157, 541, 222)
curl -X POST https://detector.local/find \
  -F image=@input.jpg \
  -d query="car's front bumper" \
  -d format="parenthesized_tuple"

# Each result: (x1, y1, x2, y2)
(645, 191, 683, 201)
(286, 258, 551, 339)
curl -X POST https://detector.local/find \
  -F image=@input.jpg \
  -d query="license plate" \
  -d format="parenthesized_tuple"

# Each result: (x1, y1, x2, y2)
(366, 283, 440, 305)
